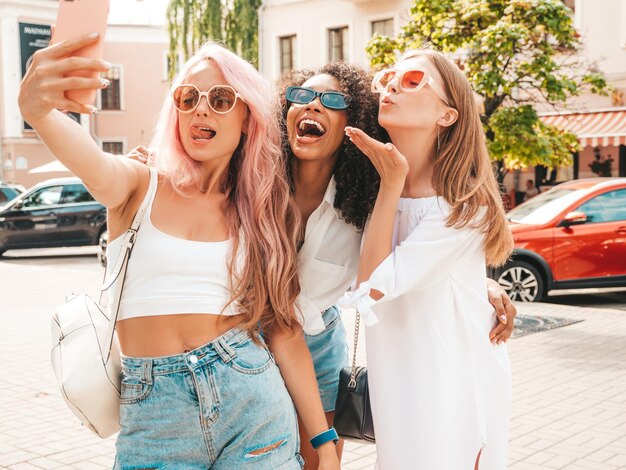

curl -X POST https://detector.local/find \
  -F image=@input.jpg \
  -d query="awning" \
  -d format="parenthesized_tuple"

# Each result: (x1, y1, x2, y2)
(539, 108, 626, 148)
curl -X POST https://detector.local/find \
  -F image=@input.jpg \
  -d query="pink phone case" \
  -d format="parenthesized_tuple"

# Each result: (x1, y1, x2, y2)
(51, 0, 110, 107)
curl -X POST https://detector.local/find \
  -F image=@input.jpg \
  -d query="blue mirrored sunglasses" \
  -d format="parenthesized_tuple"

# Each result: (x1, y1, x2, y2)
(286, 86, 349, 110)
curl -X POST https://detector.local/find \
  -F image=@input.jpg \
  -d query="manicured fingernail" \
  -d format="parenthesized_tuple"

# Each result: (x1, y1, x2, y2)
(100, 78, 110, 88)
(102, 61, 112, 70)
(385, 143, 393, 151)
(89, 32, 100, 39)
(87, 105, 97, 114)
(500, 315, 507, 324)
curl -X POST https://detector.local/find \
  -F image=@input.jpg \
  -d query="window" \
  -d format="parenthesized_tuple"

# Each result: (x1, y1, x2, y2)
(577, 189, 626, 223)
(100, 65, 122, 110)
(102, 141, 125, 155)
(279, 35, 296, 72)
(328, 27, 348, 61)
(61, 184, 95, 204)
(371, 18, 394, 37)
(22, 186, 63, 208)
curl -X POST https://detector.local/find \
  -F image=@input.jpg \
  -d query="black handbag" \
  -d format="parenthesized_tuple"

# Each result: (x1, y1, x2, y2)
(333, 310, 375, 443)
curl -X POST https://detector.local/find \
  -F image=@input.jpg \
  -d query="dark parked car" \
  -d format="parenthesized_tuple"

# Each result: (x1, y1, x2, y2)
(0, 183, 25, 204)
(495, 178, 626, 301)
(0, 177, 106, 256)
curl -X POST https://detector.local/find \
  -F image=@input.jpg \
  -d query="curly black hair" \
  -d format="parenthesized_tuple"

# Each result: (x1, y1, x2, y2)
(277, 62, 388, 231)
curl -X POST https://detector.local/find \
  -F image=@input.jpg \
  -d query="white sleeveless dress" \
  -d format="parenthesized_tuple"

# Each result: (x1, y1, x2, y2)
(340, 196, 511, 469)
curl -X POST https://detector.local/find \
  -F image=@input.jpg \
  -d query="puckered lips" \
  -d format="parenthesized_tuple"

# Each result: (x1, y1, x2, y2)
(380, 94, 395, 107)
(295, 116, 327, 144)
(189, 123, 217, 144)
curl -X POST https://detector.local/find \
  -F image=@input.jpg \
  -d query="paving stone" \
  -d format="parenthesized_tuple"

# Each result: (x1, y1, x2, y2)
(2, 251, 625, 470)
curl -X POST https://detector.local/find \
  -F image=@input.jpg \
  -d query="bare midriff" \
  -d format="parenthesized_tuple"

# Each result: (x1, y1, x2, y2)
(117, 313, 247, 357)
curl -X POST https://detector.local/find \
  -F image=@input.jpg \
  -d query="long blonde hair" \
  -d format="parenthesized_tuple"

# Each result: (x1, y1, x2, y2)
(399, 50, 513, 266)
(150, 43, 301, 337)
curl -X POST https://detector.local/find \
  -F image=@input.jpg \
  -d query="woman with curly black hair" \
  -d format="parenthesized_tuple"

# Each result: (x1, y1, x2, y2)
(277, 62, 384, 468)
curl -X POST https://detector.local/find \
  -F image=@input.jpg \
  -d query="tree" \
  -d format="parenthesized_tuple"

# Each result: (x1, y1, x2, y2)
(366, 0, 609, 182)
(166, 0, 262, 79)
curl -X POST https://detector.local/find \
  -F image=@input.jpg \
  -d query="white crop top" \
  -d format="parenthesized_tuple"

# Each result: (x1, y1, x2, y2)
(105, 169, 240, 320)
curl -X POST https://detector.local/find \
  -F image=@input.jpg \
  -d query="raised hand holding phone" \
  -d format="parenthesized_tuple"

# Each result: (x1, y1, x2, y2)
(17, 2, 141, 213)
(19, 33, 112, 123)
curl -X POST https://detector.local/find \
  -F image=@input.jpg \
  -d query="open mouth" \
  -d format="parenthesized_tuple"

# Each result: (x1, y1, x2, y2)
(296, 118, 326, 138)
(190, 125, 217, 142)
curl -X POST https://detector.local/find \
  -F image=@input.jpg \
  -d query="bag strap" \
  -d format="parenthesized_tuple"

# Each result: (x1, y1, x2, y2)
(348, 309, 361, 388)
(101, 167, 158, 361)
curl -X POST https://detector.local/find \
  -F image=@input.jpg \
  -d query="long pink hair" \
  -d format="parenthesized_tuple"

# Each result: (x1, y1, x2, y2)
(150, 43, 301, 337)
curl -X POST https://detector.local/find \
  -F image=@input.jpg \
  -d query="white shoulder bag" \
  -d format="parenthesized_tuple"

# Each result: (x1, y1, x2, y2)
(50, 168, 157, 438)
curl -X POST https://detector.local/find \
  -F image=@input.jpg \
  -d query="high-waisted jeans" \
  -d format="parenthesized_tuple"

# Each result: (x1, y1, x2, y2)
(304, 305, 349, 412)
(114, 327, 304, 470)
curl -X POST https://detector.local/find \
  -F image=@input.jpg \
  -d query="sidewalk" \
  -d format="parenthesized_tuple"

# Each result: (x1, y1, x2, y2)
(1, 301, 625, 469)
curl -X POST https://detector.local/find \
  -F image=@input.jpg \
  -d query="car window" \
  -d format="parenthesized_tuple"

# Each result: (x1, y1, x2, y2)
(506, 187, 592, 225)
(22, 185, 64, 208)
(61, 184, 95, 204)
(0, 188, 16, 203)
(576, 189, 626, 223)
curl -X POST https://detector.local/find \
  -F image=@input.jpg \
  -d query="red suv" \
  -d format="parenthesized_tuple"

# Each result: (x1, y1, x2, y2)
(497, 178, 626, 301)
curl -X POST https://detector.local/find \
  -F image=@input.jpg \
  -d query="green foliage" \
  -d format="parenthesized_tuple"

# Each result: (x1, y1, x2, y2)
(166, 0, 261, 80)
(488, 105, 579, 169)
(366, 0, 610, 179)
(226, 0, 263, 65)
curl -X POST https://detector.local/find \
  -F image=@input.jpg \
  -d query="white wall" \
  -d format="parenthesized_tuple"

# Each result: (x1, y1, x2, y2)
(568, 0, 626, 109)
(259, 0, 412, 79)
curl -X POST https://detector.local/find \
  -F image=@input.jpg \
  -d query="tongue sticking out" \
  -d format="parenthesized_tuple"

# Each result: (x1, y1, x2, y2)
(191, 126, 216, 140)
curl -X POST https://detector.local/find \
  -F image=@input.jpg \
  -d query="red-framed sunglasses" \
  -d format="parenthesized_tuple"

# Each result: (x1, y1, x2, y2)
(371, 68, 451, 106)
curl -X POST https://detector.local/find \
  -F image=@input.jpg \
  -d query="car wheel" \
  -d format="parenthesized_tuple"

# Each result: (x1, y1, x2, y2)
(0, 249, 5, 257)
(497, 260, 545, 302)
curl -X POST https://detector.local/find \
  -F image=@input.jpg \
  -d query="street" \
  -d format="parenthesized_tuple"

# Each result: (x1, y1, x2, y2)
(1, 247, 626, 469)
(546, 288, 626, 312)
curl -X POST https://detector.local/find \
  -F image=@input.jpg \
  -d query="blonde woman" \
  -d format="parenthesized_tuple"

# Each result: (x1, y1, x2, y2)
(342, 50, 514, 469)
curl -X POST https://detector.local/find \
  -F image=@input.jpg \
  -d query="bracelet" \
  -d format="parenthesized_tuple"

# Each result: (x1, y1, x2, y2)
(309, 426, 339, 449)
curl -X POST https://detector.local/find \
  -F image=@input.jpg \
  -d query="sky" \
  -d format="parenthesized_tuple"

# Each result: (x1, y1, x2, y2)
(107, 0, 169, 26)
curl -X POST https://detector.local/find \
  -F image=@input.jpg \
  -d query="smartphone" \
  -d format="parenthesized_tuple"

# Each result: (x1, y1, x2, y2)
(51, 0, 110, 107)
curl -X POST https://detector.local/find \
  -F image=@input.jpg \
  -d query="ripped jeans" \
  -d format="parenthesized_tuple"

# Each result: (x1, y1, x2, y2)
(114, 328, 304, 470)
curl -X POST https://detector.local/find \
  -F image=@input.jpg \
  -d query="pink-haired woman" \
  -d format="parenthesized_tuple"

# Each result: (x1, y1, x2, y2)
(18, 36, 339, 470)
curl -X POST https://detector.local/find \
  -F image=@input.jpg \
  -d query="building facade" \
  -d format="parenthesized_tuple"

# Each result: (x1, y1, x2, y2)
(537, 0, 626, 185)
(259, 0, 626, 193)
(259, 0, 412, 80)
(0, 0, 170, 188)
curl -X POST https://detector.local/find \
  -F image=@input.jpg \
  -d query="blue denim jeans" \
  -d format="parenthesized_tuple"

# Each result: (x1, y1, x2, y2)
(114, 328, 304, 470)
(304, 305, 349, 412)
